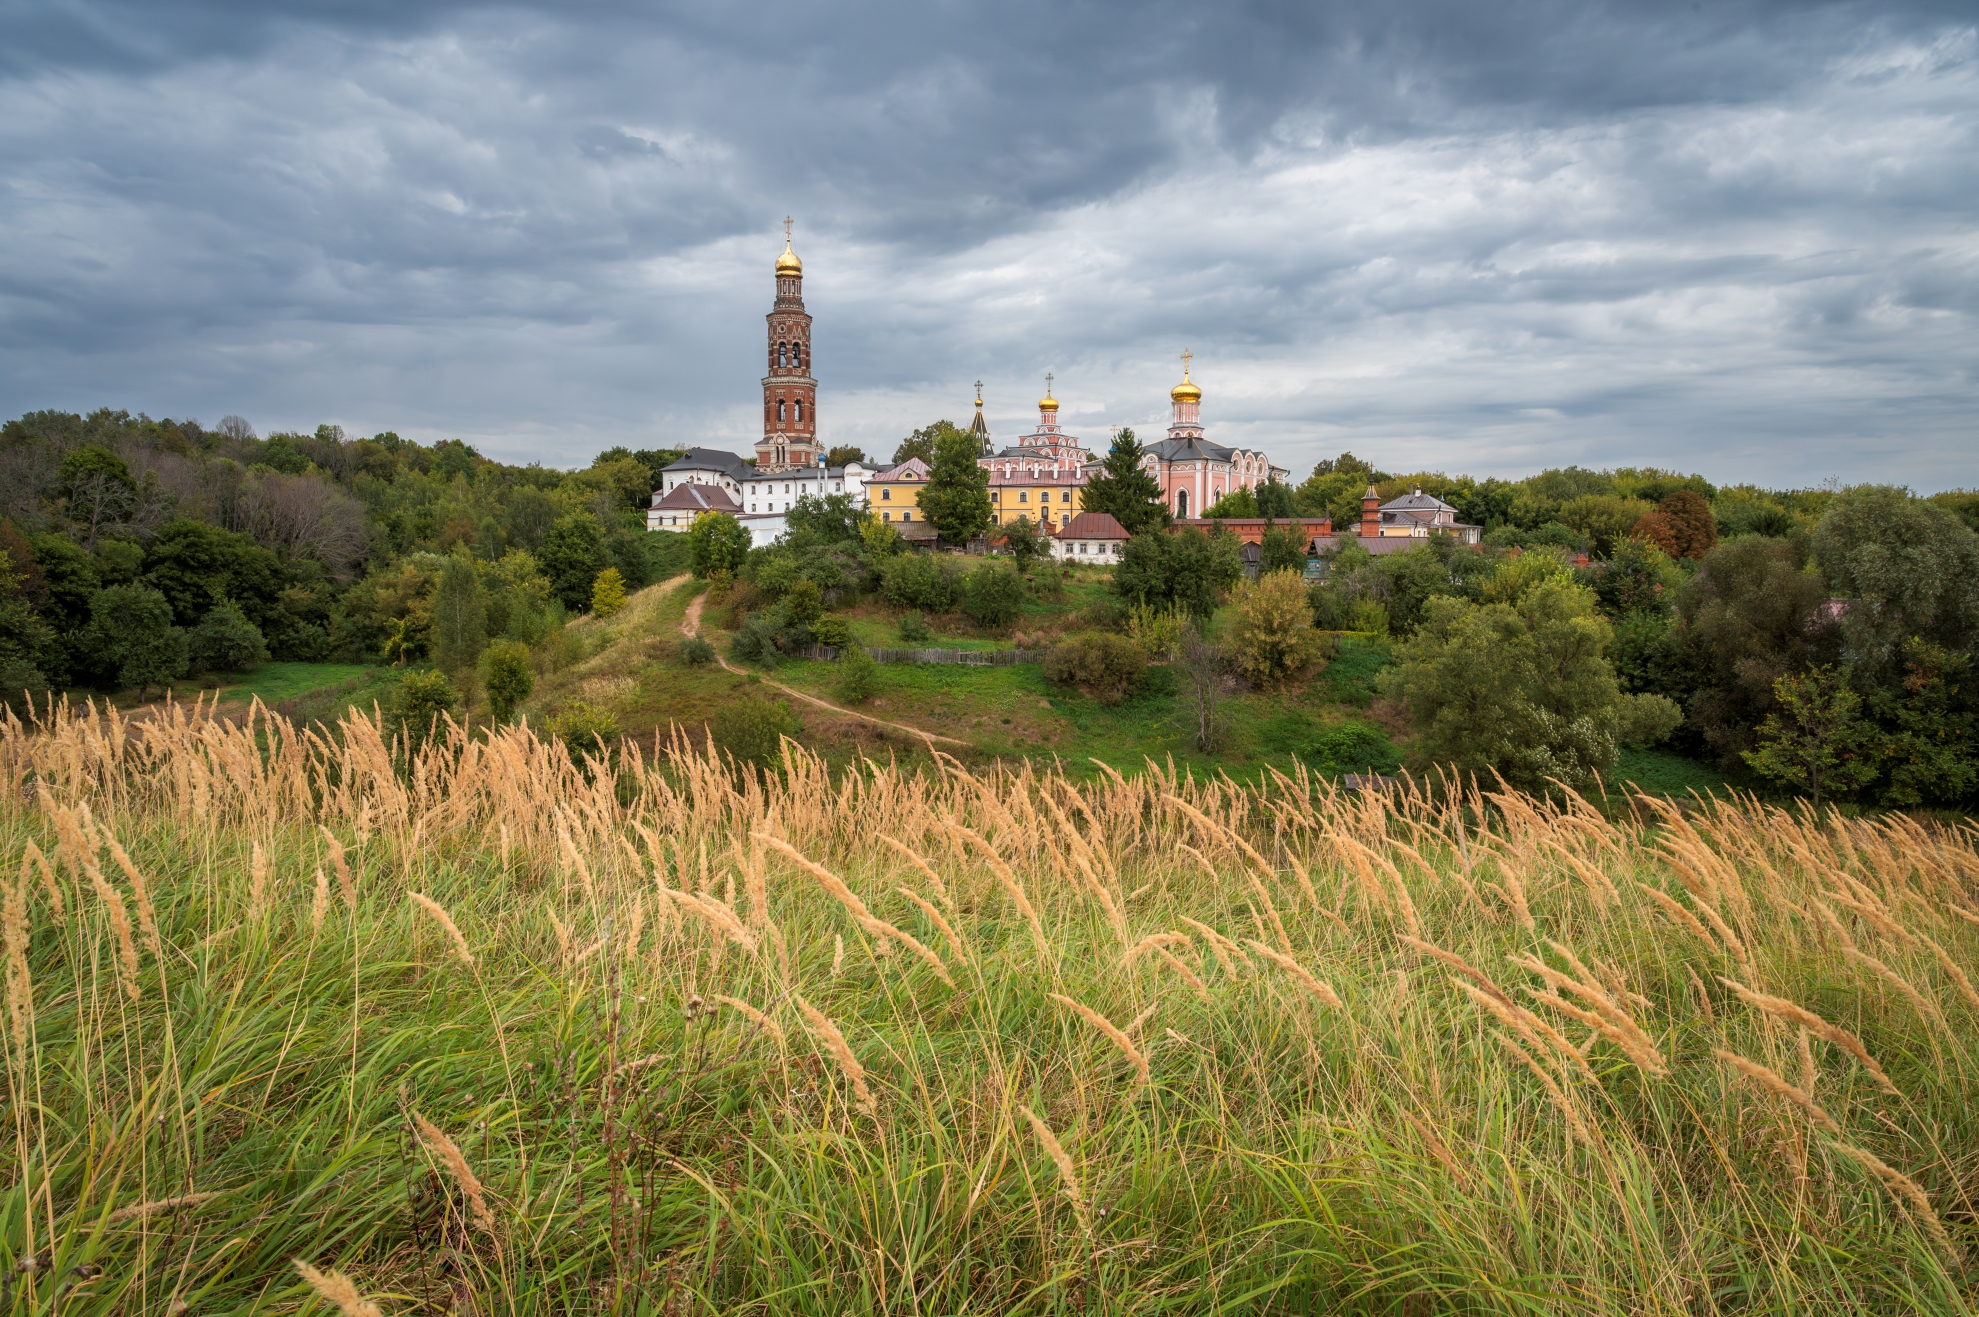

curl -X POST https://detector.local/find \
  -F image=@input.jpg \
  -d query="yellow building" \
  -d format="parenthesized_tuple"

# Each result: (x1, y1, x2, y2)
(865, 456, 928, 523)
(987, 459, 1082, 531)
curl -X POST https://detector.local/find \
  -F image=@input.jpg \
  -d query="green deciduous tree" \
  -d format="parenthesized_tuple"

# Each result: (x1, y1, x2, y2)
(712, 696, 803, 770)
(1111, 529, 1241, 618)
(1741, 667, 1879, 809)
(1259, 526, 1307, 576)
(91, 583, 189, 699)
(918, 428, 994, 545)
(1380, 579, 1681, 792)
(431, 555, 489, 674)
(537, 514, 609, 611)
(892, 421, 960, 467)
(1230, 569, 1323, 688)
(834, 644, 879, 704)
(1811, 485, 1979, 683)
(591, 566, 628, 618)
(483, 639, 534, 721)
(999, 516, 1046, 572)
(187, 600, 269, 673)
(1079, 428, 1168, 535)
(688, 512, 752, 579)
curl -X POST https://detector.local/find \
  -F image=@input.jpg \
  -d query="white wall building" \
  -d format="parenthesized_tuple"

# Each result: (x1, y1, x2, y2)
(649, 447, 871, 546)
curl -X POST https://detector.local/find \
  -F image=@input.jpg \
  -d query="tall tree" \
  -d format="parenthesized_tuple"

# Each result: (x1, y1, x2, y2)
(1079, 428, 1167, 535)
(431, 554, 489, 673)
(1632, 489, 1718, 560)
(1812, 484, 1979, 682)
(917, 428, 993, 545)
(892, 421, 961, 467)
(91, 584, 188, 699)
(537, 513, 609, 610)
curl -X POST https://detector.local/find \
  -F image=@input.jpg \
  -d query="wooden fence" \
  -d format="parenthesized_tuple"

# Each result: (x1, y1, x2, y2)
(791, 644, 1047, 666)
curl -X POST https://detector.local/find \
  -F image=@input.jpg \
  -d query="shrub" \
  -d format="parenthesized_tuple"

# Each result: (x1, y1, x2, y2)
(835, 644, 879, 704)
(483, 639, 534, 720)
(729, 612, 782, 667)
(712, 695, 803, 769)
(187, 600, 270, 674)
(1043, 633, 1146, 705)
(960, 564, 1025, 629)
(0, 658, 49, 719)
(880, 554, 956, 612)
(547, 699, 621, 762)
(786, 577, 825, 624)
(393, 669, 459, 747)
(810, 615, 851, 649)
(591, 566, 627, 617)
(679, 636, 716, 666)
(1127, 602, 1187, 661)
(1079, 599, 1130, 632)
(689, 511, 752, 578)
(1229, 570, 1321, 687)
(1306, 721, 1403, 776)
(898, 613, 933, 644)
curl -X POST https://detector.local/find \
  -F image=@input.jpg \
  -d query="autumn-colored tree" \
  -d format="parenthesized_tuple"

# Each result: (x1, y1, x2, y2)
(590, 566, 627, 617)
(1230, 569, 1323, 687)
(1632, 489, 1718, 560)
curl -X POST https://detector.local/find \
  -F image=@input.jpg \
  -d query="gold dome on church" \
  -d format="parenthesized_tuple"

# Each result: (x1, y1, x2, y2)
(1038, 392, 1059, 412)
(775, 239, 803, 276)
(1170, 368, 1202, 403)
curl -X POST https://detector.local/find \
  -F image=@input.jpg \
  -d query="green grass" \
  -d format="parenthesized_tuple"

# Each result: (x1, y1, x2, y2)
(1611, 747, 1736, 800)
(216, 661, 379, 705)
(2, 710, 1972, 1313)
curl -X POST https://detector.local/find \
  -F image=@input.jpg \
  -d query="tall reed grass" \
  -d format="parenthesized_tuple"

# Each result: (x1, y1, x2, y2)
(0, 696, 1974, 1313)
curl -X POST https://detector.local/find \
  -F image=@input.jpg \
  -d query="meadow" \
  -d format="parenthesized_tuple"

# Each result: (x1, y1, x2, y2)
(0, 699, 1972, 1313)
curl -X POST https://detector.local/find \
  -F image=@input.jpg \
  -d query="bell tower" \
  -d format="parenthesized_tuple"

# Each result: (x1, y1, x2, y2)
(757, 218, 818, 473)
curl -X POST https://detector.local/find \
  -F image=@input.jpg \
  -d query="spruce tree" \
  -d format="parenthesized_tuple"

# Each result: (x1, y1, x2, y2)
(918, 428, 993, 545)
(1079, 428, 1167, 535)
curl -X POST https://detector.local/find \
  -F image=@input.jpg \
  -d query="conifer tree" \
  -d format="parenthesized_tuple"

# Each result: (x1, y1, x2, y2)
(1079, 428, 1167, 535)
(591, 566, 627, 618)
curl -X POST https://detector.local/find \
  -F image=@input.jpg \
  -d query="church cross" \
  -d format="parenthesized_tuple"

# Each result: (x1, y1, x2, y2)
(1045, 371, 1054, 396)
(1180, 348, 1192, 374)
(783, 216, 792, 241)
(975, 379, 983, 399)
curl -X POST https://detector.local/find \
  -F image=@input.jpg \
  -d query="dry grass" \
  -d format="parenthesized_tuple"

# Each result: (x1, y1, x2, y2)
(0, 699, 1974, 1313)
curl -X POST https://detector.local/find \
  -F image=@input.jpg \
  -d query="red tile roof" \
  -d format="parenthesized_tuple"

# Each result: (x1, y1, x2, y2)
(1052, 511, 1130, 540)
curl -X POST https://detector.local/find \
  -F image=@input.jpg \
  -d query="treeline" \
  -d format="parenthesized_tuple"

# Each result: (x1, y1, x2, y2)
(0, 407, 688, 704)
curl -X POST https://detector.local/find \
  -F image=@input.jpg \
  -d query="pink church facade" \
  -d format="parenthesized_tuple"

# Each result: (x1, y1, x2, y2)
(1138, 358, 1287, 520)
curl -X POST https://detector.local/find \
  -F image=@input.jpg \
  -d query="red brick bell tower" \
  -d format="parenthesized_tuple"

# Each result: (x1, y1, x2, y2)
(756, 218, 818, 473)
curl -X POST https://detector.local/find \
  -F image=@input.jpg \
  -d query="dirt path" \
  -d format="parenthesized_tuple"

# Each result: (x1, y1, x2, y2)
(678, 583, 966, 747)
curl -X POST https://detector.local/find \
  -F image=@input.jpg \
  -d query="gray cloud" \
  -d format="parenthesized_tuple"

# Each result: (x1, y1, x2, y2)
(0, 0, 1974, 488)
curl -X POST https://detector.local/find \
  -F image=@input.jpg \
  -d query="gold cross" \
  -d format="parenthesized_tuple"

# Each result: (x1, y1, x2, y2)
(1045, 371, 1054, 396)
(783, 216, 793, 242)
(975, 379, 983, 401)
(1180, 348, 1192, 375)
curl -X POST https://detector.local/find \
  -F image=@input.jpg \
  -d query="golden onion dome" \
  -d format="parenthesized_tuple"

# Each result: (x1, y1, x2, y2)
(1170, 370, 1202, 403)
(775, 239, 803, 275)
(1038, 394, 1059, 412)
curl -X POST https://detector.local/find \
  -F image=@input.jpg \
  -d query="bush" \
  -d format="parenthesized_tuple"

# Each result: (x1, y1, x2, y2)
(898, 613, 933, 644)
(1079, 599, 1130, 632)
(1043, 633, 1147, 705)
(960, 564, 1025, 629)
(483, 639, 534, 720)
(834, 644, 879, 704)
(187, 600, 270, 674)
(679, 636, 716, 666)
(547, 699, 621, 763)
(786, 577, 825, 624)
(880, 554, 956, 612)
(393, 669, 459, 747)
(729, 612, 782, 667)
(0, 659, 49, 719)
(1127, 602, 1187, 661)
(811, 615, 851, 649)
(712, 696, 804, 769)
(1229, 570, 1322, 687)
(1307, 721, 1403, 776)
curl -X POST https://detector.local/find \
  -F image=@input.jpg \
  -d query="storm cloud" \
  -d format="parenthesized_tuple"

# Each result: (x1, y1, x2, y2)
(1, 0, 1974, 486)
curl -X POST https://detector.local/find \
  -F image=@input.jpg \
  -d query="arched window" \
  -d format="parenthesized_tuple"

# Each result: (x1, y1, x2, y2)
(777, 399, 786, 422)
(881, 488, 891, 501)
(1018, 491, 1028, 503)
(794, 400, 803, 423)
(1176, 490, 1189, 518)
(793, 342, 802, 370)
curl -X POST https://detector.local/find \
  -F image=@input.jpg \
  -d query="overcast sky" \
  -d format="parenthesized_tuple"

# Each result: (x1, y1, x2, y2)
(2, 1, 1974, 489)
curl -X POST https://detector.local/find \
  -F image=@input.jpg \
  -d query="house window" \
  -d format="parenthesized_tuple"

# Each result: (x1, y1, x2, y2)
(902, 511, 911, 522)
(1018, 491, 1028, 503)
(882, 511, 890, 521)
(882, 489, 891, 501)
